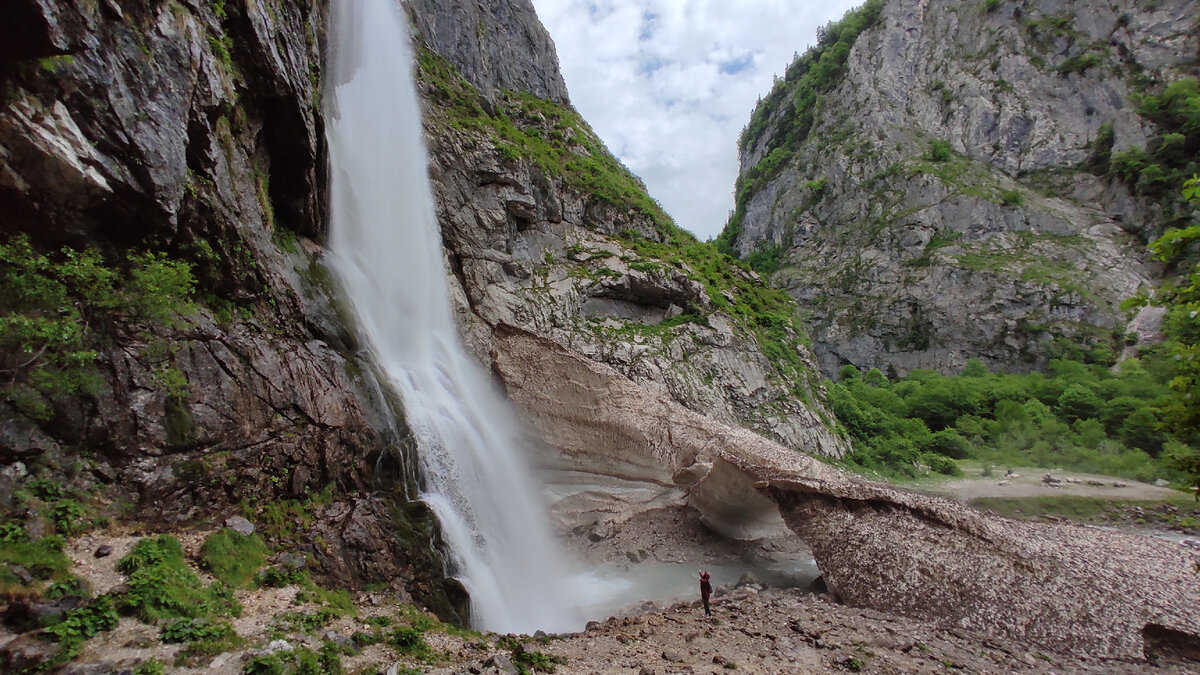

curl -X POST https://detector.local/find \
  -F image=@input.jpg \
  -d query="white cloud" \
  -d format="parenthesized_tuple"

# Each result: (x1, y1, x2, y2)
(530, 0, 865, 241)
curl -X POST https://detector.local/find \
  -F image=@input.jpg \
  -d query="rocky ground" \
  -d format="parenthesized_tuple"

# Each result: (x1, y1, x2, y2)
(4, 503, 1199, 674)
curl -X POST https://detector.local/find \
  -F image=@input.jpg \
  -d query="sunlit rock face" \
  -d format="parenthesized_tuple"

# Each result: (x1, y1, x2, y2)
(728, 0, 1197, 378)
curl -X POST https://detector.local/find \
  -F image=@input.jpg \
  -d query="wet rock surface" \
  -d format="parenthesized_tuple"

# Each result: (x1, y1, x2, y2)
(0, 0, 463, 616)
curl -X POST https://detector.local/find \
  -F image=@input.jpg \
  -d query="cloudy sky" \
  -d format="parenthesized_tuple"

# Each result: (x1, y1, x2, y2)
(529, 0, 864, 241)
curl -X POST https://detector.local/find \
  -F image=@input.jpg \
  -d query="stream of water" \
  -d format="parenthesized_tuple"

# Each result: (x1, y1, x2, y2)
(324, 0, 582, 634)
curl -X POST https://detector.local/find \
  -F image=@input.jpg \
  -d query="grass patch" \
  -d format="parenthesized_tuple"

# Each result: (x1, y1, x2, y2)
(116, 535, 241, 622)
(243, 644, 344, 674)
(970, 495, 1199, 528)
(419, 49, 677, 241)
(389, 626, 434, 662)
(0, 532, 71, 592)
(513, 647, 567, 674)
(200, 528, 269, 589)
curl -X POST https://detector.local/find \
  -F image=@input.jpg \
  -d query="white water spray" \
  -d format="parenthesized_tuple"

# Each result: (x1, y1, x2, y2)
(325, 0, 581, 633)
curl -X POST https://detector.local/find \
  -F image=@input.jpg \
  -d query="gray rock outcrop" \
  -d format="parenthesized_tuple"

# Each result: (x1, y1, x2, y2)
(728, 0, 1199, 377)
(412, 41, 849, 460)
(407, 0, 570, 105)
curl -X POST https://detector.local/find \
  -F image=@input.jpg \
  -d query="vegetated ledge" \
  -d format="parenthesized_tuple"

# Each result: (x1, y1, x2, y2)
(414, 41, 844, 443)
(490, 322, 1200, 662)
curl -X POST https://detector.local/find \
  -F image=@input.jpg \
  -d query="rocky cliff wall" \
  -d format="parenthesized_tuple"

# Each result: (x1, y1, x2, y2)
(0, 0, 466, 620)
(726, 0, 1199, 377)
(407, 20, 851, 475)
(407, 0, 570, 106)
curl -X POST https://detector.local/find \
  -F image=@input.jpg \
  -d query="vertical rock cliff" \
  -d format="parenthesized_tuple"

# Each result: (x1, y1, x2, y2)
(405, 0, 852, 527)
(0, 0, 466, 619)
(723, 0, 1199, 377)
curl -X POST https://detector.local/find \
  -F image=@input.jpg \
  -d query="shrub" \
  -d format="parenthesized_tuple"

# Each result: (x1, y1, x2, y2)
(513, 647, 567, 674)
(832, 353, 1182, 483)
(0, 235, 195, 421)
(389, 626, 433, 661)
(43, 594, 120, 660)
(999, 190, 1023, 206)
(161, 616, 235, 643)
(200, 528, 269, 589)
(927, 139, 953, 162)
(927, 429, 971, 459)
(1056, 384, 1102, 422)
(132, 658, 166, 675)
(924, 453, 963, 476)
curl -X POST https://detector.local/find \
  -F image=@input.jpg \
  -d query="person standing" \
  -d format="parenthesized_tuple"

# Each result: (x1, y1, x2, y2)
(698, 570, 712, 617)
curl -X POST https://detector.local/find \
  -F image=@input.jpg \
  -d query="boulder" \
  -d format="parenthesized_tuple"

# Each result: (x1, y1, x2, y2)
(224, 516, 255, 536)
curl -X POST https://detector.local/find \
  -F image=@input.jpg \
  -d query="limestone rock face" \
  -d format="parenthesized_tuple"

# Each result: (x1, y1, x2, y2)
(730, 0, 1198, 377)
(0, 0, 463, 618)
(406, 0, 570, 105)
(492, 323, 1200, 659)
(412, 85, 848, 460)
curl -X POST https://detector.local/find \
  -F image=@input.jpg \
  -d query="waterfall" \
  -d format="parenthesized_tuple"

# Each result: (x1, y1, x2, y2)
(324, 0, 581, 633)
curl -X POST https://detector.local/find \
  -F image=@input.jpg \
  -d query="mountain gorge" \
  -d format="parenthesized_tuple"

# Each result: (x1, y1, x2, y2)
(1, 0, 1199, 672)
(721, 0, 1199, 378)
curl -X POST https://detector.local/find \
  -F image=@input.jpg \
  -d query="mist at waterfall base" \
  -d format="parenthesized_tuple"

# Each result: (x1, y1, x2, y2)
(323, 0, 820, 633)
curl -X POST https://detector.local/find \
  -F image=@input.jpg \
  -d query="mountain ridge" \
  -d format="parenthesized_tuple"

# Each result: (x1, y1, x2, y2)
(721, 0, 1199, 378)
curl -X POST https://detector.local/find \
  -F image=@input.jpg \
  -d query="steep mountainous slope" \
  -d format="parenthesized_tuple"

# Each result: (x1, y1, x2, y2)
(0, 0, 846, 626)
(406, 0, 851, 488)
(721, 0, 1199, 378)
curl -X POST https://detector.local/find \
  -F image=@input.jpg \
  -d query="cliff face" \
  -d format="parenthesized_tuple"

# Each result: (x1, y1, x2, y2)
(407, 0, 852, 487)
(0, 0, 844, 623)
(0, 0, 466, 619)
(408, 0, 570, 105)
(725, 0, 1199, 377)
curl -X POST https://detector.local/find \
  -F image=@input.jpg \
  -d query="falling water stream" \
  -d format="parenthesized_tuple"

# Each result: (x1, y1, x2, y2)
(324, 0, 582, 633)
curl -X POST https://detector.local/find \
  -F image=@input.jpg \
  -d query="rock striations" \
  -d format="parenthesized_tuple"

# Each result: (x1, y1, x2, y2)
(408, 5, 851, 460)
(725, 0, 1199, 377)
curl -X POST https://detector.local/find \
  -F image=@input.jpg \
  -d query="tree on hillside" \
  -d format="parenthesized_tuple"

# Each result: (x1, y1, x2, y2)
(1152, 175, 1200, 498)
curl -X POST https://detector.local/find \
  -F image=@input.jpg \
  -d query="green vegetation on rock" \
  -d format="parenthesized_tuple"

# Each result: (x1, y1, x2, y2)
(0, 234, 195, 421)
(117, 535, 241, 622)
(418, 45, 826, 404)
(200, 528, 270, 589)
(1136, 175, 1200, 495)
(1101, 78, 1200, 217)
(418, 48, 675, 239)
